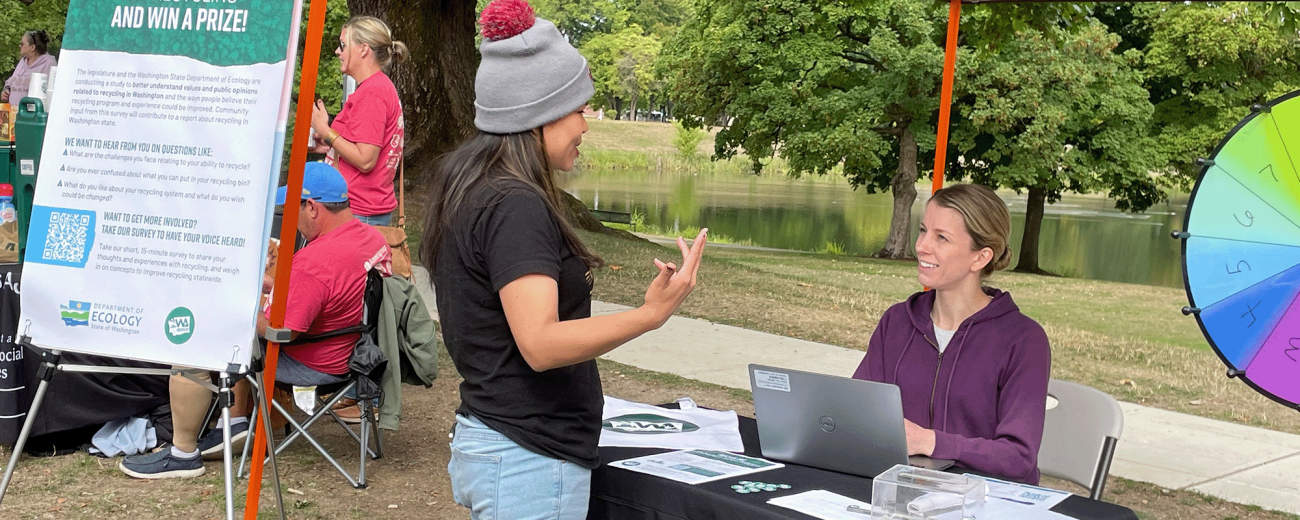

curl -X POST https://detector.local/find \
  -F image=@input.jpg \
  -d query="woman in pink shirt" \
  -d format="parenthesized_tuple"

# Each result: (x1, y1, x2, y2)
(2, 30, 57, 104)
(310, 17, 407, 226)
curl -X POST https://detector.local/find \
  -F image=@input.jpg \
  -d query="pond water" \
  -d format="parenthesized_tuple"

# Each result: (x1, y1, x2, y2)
(563, 168, 1189, 288)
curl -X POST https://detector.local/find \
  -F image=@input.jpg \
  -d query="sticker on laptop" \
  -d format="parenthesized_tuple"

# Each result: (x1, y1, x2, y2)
(753, 370, 791, 392)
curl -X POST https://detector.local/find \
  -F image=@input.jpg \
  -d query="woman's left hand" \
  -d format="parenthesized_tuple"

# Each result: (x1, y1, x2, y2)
(903, 418, 936, 456)
(310, 99, 330, 136)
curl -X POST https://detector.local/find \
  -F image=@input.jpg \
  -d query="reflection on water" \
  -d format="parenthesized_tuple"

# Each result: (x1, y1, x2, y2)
(563, 168, 1188, 288)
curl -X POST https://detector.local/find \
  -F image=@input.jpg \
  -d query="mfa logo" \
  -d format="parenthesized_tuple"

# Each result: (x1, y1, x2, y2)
(60, 300, 91, 327)
(602, 414, 700, 435)
(164, 307, 194, 344)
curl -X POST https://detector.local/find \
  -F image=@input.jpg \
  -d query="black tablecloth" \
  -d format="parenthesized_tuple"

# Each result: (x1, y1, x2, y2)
(0, 264, 173, 448)
(591, 416, 1137, 520)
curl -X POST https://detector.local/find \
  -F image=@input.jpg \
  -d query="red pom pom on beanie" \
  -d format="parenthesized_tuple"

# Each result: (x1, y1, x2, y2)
(479, 0, 536, 41)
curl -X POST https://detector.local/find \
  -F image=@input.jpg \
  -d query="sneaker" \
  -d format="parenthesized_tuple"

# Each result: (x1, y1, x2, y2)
(197, 421, 250, 460)
(119, 448, 205, 479)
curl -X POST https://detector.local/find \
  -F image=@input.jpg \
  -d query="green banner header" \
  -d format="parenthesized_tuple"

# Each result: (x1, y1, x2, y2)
(62, 0, 295, 66)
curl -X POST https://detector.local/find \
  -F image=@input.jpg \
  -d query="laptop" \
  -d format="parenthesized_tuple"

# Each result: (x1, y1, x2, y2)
(748, 364, 954, 478)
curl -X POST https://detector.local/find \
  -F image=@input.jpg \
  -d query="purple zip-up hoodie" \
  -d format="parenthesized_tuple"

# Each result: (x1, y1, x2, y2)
(852, 287, 1051, 484)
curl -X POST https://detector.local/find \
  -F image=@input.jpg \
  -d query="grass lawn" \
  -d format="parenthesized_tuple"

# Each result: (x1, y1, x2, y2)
(580, 230, 1300, 436)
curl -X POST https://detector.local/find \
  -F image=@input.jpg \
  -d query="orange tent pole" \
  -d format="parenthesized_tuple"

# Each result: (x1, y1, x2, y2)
(243, 0, 329, 515)
(932, 0, 962, 195)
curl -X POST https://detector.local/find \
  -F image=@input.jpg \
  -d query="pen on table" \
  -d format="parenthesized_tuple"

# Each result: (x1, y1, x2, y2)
(845, 504, 871, 515)
(991, 495, 1036, 506)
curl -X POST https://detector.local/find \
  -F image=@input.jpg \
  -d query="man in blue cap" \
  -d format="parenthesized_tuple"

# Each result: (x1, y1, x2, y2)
(120, 163, 392, 479)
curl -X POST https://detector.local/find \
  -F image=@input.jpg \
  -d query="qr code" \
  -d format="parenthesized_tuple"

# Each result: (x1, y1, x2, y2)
(43, 211, 91, 263)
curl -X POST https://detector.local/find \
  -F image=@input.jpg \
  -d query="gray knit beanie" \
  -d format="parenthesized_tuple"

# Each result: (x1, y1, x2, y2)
(475, 0, 594, 134)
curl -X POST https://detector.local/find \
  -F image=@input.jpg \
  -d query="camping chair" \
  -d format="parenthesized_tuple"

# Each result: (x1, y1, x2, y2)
(1038, 379, 1124, 500)
(239, 268, 387, 488)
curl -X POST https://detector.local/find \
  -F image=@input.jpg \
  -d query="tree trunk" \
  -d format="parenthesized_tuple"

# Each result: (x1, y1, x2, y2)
(875, 127, 918, 260)
(345, 0, 627, 241)
(628, 92, 639, 121)
(613, 97, 623, 120)
(348, 0, 477, 185)
(1013, 184, 1051, 275)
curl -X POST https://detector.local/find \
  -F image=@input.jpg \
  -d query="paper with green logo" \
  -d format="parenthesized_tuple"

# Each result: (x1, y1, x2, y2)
(19, 0, 297, 370)
(609, 449, 783, 485)
(599, 396, 744, 452)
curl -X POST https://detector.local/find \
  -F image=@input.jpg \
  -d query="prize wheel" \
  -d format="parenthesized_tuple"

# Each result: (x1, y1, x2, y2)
(1180, 91, 1300, 410)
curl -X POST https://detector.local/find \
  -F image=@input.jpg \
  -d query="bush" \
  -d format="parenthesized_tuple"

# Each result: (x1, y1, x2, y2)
(672, 121, 706, 160)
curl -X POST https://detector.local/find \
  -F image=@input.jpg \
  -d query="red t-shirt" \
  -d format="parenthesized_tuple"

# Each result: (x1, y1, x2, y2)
(270, 219, 392, 375)
(325, 72, 404, 217)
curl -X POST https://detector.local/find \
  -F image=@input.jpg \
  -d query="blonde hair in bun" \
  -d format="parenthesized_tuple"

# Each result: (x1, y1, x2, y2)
(343, 16, 408, 69)
(930, 184, 1012, 279)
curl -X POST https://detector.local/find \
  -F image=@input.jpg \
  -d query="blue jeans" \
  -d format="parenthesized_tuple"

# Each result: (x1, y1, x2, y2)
(355, 212, 393, 227)
(448, 414, 591, 520)
(276, 352, 348, 387)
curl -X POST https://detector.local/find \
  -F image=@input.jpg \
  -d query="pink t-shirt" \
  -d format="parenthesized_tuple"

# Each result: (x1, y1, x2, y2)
(271, 219, 392, 375)
(325, 72, 403, 217)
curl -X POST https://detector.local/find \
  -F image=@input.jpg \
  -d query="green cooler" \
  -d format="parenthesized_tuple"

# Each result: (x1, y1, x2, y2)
(13, 97, 48, 259)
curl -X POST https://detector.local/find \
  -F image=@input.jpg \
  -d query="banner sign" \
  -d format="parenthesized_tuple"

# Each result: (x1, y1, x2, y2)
(18, 0, 296, 370)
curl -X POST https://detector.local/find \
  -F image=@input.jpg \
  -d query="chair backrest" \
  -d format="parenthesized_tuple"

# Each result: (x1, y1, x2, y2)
(348, 268, 388, 400)
(1038, 379, 1123, 500)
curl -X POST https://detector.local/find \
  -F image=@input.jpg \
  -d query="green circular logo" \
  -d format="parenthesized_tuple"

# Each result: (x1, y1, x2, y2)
(164, 307, 195, 345)
(602, 414, 700, 435)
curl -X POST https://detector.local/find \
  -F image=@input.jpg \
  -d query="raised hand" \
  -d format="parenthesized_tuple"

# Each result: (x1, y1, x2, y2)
(643, 228, 708, 327)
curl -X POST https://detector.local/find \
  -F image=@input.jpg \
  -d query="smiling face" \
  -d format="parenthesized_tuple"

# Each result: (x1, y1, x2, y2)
(541, 105, 589, 172)
(915, 200, 993, 291)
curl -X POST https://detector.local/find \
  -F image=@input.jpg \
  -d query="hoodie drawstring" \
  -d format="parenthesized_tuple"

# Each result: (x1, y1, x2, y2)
(940, 327, 972, 432)
(891, 329, 916, 385)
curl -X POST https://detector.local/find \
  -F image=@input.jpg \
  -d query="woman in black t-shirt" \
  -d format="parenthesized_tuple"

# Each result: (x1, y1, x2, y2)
(419, 1, 706, 518)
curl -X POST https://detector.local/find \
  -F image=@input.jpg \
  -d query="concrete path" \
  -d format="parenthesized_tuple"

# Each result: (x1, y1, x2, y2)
(590, 300, 1300, 514)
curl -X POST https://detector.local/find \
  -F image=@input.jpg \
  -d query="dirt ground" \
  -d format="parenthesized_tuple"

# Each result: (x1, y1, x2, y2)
(0, 357, 1295, 520)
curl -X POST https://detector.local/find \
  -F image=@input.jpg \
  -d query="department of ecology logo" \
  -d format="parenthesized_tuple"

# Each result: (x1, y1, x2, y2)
(602, 414, 700, 435)
(59, 300, 91, 327)
(164, 307, 195, 344)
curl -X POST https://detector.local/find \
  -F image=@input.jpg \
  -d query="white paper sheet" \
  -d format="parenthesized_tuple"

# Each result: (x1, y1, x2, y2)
(608, 449, 783, 484)
(966, 474, 1074, 520)
(979, 499, 1075, 520)
(599, 396, 744, 452)
(970, 474, 1071, 510)
(767, 490, 873, 520)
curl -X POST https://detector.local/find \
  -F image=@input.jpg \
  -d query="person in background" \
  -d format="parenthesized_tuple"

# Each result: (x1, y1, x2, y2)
(119, 163, 391, 479)
(2, 30, 57, 104)
(853, 183, 1051, 484)
(422, 1, 707, 517)
(311, 16, 406, 227)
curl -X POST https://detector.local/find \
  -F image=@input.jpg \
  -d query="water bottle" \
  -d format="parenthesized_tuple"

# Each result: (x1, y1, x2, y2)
(0, 184, 15, 225)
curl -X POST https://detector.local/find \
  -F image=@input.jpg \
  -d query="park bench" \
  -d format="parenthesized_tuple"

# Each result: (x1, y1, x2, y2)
(590, 209, 635, 231)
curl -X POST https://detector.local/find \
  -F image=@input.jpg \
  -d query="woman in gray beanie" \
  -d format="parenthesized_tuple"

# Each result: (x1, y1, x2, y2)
(420, 0, 707, 517)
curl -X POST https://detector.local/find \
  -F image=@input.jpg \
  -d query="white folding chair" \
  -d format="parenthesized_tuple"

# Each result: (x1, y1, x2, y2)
(1038, 379, 1123, 500)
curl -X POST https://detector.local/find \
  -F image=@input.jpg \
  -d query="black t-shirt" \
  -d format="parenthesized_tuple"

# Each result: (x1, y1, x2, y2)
(434, 179, 603, 468)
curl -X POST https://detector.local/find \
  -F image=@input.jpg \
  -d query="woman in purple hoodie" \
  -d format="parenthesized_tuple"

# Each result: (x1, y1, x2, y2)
(853, 183, 1051, 484)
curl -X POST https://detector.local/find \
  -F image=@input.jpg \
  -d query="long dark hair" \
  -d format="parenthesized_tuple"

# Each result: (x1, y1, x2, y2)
(421, 130, 603, 272)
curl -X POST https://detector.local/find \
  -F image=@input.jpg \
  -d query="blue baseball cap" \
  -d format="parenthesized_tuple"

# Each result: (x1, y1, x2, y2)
(275, 162, 349, 205)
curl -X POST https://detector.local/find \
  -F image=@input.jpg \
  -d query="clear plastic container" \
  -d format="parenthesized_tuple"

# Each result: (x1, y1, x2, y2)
(870, 464, 984, 519)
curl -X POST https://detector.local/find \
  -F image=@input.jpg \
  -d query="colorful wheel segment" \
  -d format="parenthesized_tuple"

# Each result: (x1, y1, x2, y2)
(1182, 90, 1300, 410)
